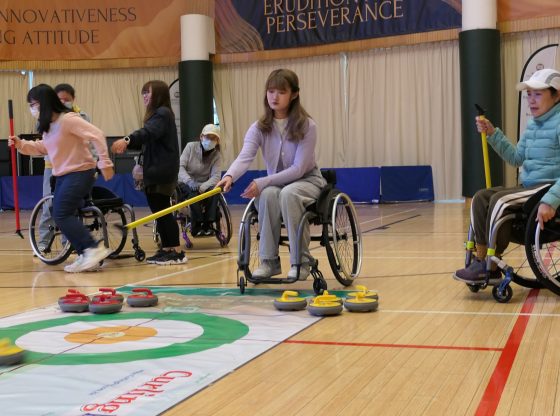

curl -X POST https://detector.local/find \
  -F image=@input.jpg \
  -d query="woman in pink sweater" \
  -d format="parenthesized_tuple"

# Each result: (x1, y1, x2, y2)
(9, 84, 114, 273)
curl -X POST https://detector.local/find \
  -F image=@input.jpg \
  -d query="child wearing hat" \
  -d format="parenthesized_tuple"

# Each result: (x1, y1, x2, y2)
(454, 68, 560, 284)
(178, 124, 222, 236)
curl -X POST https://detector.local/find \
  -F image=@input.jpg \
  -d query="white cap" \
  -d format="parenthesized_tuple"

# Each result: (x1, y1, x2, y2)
(516, 68, 560, 91)
(201, 124, 220, 140)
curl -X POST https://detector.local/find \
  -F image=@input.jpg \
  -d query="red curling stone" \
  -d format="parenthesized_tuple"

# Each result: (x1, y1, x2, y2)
(126, 288, 158, 307)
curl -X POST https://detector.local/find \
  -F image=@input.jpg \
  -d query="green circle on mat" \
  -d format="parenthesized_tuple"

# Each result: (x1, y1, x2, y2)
(2, 312, 249, 365)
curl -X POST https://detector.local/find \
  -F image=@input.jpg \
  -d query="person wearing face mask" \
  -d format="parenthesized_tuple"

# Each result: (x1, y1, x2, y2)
(9, 83, 114, 273)
(35, 83, 92, 254)
(178, 124, 222, 237)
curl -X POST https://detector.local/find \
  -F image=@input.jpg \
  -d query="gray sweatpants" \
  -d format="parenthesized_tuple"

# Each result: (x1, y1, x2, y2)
(255, 169, 326, 265)
(470, 184, 549, 254)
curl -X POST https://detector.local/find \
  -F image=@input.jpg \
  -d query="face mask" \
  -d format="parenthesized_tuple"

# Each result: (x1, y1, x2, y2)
(30, 106, 39, 119)
(63, 101, 73, 110)
(201, 138, 216, 151)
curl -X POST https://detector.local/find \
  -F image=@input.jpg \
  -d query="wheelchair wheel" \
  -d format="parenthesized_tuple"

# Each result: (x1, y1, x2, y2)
(525, 205, 560, 295)
(29, 195, 72, 265)
(238, 205, 260, 280)
(85, 208, 127, 258)
(325, 192, 362, 286)
(216, 195, 232, 247)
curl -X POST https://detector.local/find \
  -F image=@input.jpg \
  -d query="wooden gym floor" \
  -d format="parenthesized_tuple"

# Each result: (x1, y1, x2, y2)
(0, 201, 559, 416)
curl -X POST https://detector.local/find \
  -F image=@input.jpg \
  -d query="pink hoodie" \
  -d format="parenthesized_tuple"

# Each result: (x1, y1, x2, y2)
(17, 112, 113, 176)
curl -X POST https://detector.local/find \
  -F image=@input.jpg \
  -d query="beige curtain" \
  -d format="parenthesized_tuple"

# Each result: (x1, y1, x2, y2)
(23, 67, 177, 137)
(213, 54, 345, 171)
(347, 41, 462, 200)
(0, 72, 33, 137)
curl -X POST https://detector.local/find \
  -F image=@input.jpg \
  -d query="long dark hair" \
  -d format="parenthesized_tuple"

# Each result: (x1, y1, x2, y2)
(142, 80, 174, 123)
(27, 84, 69, 133)
(257, 69, 310, 142)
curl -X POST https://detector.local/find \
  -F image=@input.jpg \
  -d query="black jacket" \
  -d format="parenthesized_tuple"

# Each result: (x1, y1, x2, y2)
(128, 107, 179, 187)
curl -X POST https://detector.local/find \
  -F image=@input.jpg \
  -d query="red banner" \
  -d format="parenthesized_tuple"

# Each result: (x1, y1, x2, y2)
(0, 0, 190, 60)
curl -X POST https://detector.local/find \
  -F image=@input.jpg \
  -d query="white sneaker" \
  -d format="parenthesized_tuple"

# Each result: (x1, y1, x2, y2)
(64, 255, 84, 273)
(75, 244, 112, 272)
(287, 264, 310, 280)
(252, 258, 282, 279)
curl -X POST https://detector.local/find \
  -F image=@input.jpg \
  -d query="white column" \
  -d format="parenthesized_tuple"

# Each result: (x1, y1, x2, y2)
(180, 14, 216, 61)
(462, 0, 497, 30)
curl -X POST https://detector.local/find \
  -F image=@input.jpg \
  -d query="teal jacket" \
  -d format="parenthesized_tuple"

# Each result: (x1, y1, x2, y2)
(488, 102, 560, 209)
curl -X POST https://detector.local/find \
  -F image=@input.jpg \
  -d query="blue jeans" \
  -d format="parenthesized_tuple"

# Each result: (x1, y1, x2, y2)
(52, 169, 96, 255)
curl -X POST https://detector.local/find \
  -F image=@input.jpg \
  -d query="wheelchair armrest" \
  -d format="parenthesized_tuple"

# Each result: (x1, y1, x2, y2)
(522, 183, 553, 214)
(320, 169, 337, 186)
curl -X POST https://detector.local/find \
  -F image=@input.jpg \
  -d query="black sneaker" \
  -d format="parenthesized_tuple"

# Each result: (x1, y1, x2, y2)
(155, 251, 187, 265)
(146, 249, 167, 264)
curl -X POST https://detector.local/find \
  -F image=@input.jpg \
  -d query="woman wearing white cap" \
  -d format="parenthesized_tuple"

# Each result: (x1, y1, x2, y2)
(454, 68, 560, 284)
(178, 124, 222, 236)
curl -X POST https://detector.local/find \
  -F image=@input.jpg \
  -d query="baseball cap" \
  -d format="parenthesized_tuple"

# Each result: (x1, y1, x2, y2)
(201, 124, 220, 140)
(516, 68, 560, 91)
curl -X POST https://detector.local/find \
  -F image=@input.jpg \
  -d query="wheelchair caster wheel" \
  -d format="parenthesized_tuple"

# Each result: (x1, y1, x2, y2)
(312, 278, 327, 295)
(467, 284, 480, 293)
(135, 249, 146, 262)
(239, 276, 246, 294)
(218, 233, 228, 247)
(492, 285, 513, 303)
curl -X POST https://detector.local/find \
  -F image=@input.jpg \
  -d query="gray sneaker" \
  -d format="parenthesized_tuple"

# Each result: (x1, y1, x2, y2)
(287, 264, 310, 280)
(252, 258, 282, 279)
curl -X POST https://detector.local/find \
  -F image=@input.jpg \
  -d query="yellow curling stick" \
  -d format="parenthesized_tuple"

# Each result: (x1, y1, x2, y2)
(117, 187, 222, 231)
(475, 104, 491, 189)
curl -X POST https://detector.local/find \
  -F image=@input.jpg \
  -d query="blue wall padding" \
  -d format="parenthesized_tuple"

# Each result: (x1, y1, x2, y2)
(380, 166, 434, 202)
(334, 167, 381, 203)
(1, 176, 43, 210)
(0, 166, 432, 210)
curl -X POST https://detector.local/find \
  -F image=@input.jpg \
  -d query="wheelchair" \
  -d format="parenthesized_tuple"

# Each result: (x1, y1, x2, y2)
(236, 170, 363, 295)
(29, 186, 145, 265)
(461, 184, 560, 303)
(153, 186, 232, 249)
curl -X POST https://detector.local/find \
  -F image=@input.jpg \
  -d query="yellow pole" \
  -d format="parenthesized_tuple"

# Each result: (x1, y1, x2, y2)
(123, 187, 222, 230)
(479, 115, 492, 188)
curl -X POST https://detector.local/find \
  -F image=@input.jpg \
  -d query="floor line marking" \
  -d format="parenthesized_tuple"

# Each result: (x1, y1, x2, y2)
(475, 288, 539, 416)
(381, 308, 560, 318)
(130, 255, 238, 285)
(357, 208, 418, 225)
(283, 339, 502, 352)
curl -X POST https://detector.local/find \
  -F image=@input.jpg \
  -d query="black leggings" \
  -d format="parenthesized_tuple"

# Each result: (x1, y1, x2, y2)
(146, 191, 179, 248)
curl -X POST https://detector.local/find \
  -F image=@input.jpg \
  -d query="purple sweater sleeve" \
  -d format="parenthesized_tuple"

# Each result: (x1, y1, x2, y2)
(224, 118, 318, 191)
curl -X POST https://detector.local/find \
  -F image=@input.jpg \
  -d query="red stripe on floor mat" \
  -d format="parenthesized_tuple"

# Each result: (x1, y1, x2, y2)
(475, 288, 539, 416)
(284, 339, 503, 352)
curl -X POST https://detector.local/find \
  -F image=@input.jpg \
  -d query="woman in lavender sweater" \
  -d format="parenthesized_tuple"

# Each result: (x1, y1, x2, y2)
(216, 69, 326, 280)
